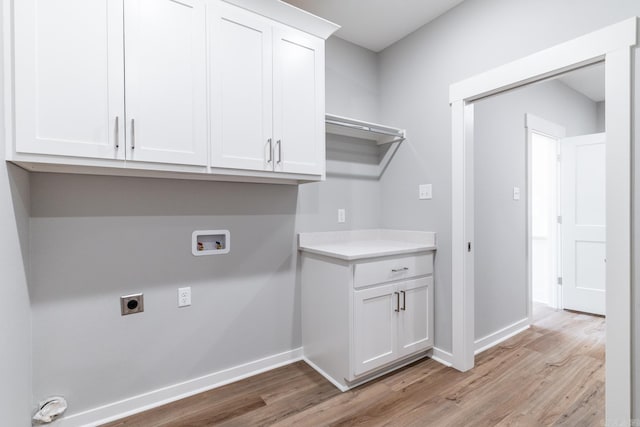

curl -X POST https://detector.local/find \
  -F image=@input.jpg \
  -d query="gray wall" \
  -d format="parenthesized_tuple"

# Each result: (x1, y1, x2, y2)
(376, 0, 640, 411)
(297, 37, 382, 232)
(27, 36, 381, 416)
(597, 101, 606, 133)
(324, 37, 379, 122)
(30, 176, 301, 412)
(473, 79, 599, 339)
(0, 0, 33, 424)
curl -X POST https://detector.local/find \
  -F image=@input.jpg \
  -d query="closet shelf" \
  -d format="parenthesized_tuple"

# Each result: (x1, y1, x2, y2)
(325, 114, 406, 145)
(325, 113, 406, 178)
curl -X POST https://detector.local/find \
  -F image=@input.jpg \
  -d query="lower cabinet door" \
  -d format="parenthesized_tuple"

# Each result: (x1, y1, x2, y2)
(353, 284, 398, 376)
(397, 277, 434, 358)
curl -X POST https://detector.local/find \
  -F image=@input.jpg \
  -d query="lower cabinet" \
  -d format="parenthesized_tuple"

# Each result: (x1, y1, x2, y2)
(353, 277, 433, 376)
(301, 250, 435, 391)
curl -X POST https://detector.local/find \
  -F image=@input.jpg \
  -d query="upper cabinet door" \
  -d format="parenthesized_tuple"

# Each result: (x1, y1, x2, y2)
(209, 2, 273, 171)
(272, 27, 324, 175)
(124, 0, 207, 166)
(14, 0, 125, 160)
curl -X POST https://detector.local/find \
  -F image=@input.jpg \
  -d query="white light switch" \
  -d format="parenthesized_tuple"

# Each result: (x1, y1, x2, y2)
(513, 187, 520, 200)
(419, 184, 432, 200)
(178, 287, 191, 307)
(337, 208, 346, 223)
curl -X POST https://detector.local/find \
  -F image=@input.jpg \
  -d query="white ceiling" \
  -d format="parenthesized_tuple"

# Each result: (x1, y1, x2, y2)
(282, 0, 465, 52)
(557, 62, 605, 103)
(281, 1, 605, 104)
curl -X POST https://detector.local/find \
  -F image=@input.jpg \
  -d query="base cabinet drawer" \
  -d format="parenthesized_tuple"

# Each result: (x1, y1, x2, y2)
(354, 252, 433, 288)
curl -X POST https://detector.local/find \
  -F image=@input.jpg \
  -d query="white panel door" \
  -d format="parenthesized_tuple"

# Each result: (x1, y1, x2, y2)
(353, 284, 398, 376)
(272, 27, 324, 175)
(397, 277, 433, 358)
(14, 0, 125, 159)
(209, 3, 273, 171)
(561, 133, 606, 315)
(124, 0, 207, 166)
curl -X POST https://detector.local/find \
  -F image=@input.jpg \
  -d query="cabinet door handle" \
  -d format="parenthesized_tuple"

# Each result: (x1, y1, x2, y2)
(391, 267, 409, 272)
(131, 118, 136, 150)
(400, 290, 406, 311)
(276, 139, 282, 164)
(267, 138, 273, 163)
(115, 116, 120, 149)
(394, 292, 400, 312)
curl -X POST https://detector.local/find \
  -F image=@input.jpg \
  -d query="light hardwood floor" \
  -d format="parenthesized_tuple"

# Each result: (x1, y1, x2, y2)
(103, 306, 604, 426)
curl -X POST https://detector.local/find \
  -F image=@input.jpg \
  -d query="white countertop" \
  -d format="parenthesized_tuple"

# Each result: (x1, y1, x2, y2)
(298, 229, 436, 261)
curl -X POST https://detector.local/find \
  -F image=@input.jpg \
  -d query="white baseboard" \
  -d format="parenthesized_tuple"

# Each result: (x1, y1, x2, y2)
(428, 347, 453, 367)
(56, 348, 303, 427)
(302, 357, 349, 392)
(304, 351, 436, 393)
(474, 318, 530, 355)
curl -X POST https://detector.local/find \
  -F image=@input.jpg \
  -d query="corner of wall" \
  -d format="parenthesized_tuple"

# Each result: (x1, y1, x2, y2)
(0, 0, 33, 422)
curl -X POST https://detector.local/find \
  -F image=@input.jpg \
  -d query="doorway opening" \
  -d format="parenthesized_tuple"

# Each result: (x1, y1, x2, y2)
(529, 126, 561, 311)
(450, 18, 635, 422)
(527, 61, 606, 319)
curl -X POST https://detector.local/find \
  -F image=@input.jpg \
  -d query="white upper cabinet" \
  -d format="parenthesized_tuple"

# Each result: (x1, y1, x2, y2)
(14, 0, 206, 166)
(273, 27, 324, 175)
(14, 0, 125, 160)
(9, 0, 337, 183)
(209, 3, 273, 171)
(124, 0, 207, 166)
(209, 1, 325, 176)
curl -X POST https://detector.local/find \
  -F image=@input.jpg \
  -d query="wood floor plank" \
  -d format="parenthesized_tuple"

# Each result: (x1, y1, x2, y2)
(102, 307, 604, 427)
(219, 373, 340, 426)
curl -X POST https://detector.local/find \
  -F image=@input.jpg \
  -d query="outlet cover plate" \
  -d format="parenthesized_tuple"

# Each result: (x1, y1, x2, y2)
(120, 293, 144, 316)
(419, 184, 432, 200)
(178, 287, 191, 307)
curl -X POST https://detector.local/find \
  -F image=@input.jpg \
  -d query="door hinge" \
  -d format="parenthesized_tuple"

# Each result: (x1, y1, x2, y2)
(467, 242, 471, 252)
(557, 277, 563, 285)
(557, 215, 562, 224)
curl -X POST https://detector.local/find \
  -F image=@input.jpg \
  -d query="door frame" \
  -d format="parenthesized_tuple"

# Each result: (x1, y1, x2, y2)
(526, 114, 566, 316)
(449, 17, 636, 423)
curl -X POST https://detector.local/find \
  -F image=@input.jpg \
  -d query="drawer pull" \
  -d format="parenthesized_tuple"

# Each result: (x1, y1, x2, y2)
(394, 292, 400, 312)
(400, 290, 406, 311)
(391, 267, 409, 272)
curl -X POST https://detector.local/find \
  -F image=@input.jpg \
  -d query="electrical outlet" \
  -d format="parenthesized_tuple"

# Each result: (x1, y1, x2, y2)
(337, 208, 346, 223)
(419, 184, 432, 200)
(513, 187, 521, 200)
(120, 293, 144, 316)
(178, 287, 191, 308)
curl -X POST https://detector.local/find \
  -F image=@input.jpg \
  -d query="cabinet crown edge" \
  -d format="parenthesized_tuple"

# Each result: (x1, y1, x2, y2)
(220, 0, 340, 39)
